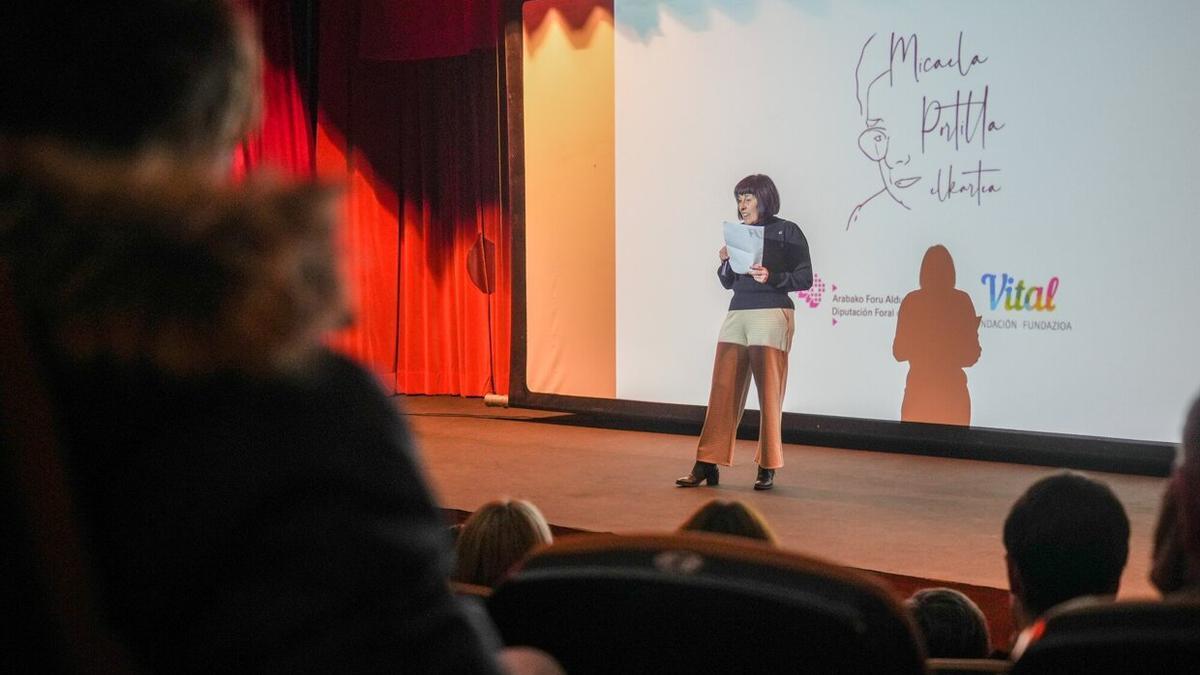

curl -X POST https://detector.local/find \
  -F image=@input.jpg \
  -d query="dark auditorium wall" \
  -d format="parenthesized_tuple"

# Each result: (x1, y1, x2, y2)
(240, 0, 511, 396)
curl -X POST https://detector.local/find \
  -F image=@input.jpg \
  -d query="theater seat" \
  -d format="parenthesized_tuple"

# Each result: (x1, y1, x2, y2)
(1010, 599, 1200, 674)
(487, 533, 925, 674)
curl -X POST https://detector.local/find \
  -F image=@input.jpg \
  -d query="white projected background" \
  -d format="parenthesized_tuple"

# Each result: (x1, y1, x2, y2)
(613, 0, 1200, 443)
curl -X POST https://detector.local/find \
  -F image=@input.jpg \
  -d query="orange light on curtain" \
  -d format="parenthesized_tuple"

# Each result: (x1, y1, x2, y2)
(316, 0, 511, 396)
(232, 0, 313, 178)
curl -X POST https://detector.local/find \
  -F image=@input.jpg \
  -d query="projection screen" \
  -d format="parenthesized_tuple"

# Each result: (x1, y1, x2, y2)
(515, 0, 1198, 459)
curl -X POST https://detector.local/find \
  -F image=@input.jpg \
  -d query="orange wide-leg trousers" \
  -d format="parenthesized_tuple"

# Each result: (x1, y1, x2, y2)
(695, 342, 789, 469)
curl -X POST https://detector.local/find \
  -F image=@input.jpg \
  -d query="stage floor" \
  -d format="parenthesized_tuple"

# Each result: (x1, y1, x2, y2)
(399, 395, 1167, 599)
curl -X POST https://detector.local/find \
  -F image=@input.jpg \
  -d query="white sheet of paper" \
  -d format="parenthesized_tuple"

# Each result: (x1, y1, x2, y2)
(722, 221, 763, 274)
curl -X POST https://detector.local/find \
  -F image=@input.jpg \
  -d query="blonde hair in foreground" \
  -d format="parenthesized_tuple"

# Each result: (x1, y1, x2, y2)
(453, 499, 553, 587)
(679, 499, 779, 545)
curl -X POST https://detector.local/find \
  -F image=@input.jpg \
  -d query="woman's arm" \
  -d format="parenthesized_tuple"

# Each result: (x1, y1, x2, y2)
(952, 292, 983, 367)
(892, 295, 913, 363)
(766, 223, 813, 292)
(717, 246, 736, 289)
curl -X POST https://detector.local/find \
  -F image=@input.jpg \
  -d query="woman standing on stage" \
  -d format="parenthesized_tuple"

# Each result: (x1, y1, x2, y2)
(676, 174, 813, 491)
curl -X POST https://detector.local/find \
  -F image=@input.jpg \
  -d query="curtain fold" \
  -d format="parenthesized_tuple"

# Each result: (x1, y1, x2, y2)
(357, 0, 502, 62)
(234, 0, 314, 177)
(392, 53, 509, 396)
(314, 0, 511, 396)
(239, 0, 510, 395)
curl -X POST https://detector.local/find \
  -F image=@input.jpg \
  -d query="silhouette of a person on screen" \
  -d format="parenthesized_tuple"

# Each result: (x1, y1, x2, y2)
(893, 245, 981, 425)
(846, 33, 925, 230)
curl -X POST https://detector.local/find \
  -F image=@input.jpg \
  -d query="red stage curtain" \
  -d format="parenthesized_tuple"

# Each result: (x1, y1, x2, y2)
(235, 0, 509, 395)
(233, 0, 313, 177)
(390, 54, 509, 396)
(316, 0, 510, 396)
(357, 0, 501, 61)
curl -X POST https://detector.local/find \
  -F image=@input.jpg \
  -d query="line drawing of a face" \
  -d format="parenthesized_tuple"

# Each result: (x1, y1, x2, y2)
(847, 33, 924, 230)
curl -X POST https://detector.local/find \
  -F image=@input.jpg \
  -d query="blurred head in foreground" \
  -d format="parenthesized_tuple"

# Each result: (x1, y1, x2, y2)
(1151, 394, 1200, 595)
(906, 587, 990, 659)
(1, 0, 261, 170)
(453, 499, 554, 587)
(679, 499, 779, 545)
(1003, 472, 1130, 629)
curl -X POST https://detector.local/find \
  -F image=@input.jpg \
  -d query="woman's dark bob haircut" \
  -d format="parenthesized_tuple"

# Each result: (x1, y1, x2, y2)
(734, 174, 780, 221)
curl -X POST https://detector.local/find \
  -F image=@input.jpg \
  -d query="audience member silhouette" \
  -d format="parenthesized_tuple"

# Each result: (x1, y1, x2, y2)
(1151, 394, 1200, 596)
(1003, 473, 1130, 636)
(454, 499, 554, 588)
(678, 499, 779, 545)
(893, 245, 981, 425)
(0, 1, 545, 671)
(906, 587, 991, 659)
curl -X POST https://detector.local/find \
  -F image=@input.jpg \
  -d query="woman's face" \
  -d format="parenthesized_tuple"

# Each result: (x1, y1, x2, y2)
(738, 193, 760, 224)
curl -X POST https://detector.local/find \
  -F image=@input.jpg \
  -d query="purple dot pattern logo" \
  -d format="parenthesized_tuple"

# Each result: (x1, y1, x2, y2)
(797, 273, 826, 309)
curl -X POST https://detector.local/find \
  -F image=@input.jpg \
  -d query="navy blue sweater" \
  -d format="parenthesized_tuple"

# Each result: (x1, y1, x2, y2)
(718, 216, 814, 310)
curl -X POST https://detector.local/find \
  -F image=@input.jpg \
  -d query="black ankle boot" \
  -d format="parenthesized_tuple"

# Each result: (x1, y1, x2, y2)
(675, 461, 719, 487)
(754, 467, 775, 491)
